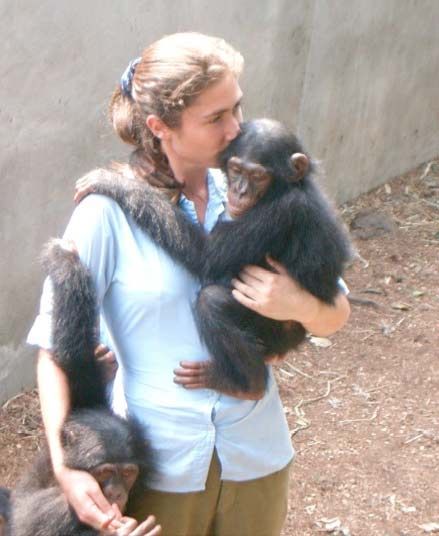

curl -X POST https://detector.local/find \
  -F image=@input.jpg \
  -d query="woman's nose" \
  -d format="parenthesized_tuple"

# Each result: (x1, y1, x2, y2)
(224, 116, 241, 141)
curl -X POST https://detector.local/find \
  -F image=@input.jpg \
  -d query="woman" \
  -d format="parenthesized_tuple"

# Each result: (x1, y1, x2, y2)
(28, 33, 350, 536)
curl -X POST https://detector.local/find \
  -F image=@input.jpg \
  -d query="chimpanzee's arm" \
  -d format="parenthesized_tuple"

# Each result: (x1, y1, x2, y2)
(79, 169, 205, 278)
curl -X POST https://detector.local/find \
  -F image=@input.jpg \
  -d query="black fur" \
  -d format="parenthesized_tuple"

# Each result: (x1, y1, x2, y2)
(84, 169, 204, 277)
(195, 119, 351, 392)
(40, 240, 106, 409)
(11, 410, 154, 536)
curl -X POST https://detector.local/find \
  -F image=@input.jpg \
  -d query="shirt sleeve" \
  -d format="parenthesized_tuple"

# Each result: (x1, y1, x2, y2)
(26, 195, 117, 350)
(337, 277, 349, 295)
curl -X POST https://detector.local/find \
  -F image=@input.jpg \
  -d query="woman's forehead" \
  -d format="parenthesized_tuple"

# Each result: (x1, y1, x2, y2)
(185, 73, 243, 119)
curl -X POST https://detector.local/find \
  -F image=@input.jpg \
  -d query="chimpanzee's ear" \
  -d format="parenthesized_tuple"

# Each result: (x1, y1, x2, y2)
(290, 153, 309, 182)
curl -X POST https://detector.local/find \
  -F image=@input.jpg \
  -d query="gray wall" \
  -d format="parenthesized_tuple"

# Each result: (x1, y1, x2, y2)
(1, 0, 438, 402)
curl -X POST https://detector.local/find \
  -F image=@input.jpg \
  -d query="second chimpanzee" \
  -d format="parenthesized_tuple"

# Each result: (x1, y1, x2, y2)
(195, 119, 351, 393)
(9, 241, 159, 535)
(11, 409, 155, 536)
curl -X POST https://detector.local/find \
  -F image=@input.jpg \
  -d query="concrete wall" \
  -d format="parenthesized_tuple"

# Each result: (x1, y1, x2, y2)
(1, 0, 438, 402)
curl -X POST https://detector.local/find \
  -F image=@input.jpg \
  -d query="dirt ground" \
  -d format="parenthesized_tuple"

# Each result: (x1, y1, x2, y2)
(1, 160, 438, 535)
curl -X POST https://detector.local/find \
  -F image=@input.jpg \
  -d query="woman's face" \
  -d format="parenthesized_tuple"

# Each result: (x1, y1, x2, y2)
(163, 71, 243, 171)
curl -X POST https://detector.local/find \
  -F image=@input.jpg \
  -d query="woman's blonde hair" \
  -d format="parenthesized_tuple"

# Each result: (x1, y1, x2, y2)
(109, 32, 244, 202)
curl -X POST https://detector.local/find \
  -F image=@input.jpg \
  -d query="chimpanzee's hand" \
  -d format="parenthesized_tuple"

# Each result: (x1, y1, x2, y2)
(56, 466, 116, 531)
(173, 361, 264, 400)
(95, 344, 118, 383)
(74, 173, 99, 204)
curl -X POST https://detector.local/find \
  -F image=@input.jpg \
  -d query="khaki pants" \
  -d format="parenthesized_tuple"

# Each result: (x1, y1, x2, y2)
(128, 451, 291, 536)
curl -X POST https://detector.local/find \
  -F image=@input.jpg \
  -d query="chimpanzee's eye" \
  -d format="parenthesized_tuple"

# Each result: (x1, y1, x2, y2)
(229, 164, 242, 174)
(121, 464, 139, 480)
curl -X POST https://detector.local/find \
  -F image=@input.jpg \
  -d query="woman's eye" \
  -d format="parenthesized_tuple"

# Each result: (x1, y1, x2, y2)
(233, 103, 242, 116)
(210, 115, 222, 124)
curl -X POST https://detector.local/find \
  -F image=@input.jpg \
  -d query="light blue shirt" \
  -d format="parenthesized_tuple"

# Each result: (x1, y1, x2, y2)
(27, 169, 296, 492)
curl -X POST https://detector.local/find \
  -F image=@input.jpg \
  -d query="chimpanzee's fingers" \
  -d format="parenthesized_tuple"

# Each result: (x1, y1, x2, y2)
(95, 347, 118, 382)
(74, 178, 96, 204)
(174, 372, 206, 386)
(95, 344, 110, 358)
(173, 366, 207, 377)
(178, 360, 210, 370)
(181, 383, 208, 390)
(96, 352, 117, 366)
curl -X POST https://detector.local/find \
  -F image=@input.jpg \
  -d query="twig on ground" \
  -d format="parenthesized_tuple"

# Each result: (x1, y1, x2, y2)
(1, 392, 28, 410)
(339, 406, 379, 424)
(279, 368, 295, 379)
(419, 161, 434, 181)
(348, 295, 380, 309)
(284, 361, 314, 380)
(404, 433, 424, 445)
(290, 377, 346, 437)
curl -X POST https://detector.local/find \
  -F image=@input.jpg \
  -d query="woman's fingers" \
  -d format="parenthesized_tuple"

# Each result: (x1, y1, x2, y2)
(265, 255, 289, 274)
(231, 278, 260, 301)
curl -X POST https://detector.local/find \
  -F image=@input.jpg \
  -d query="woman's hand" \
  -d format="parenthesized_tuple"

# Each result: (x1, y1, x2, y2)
(231, 256, 320, 322)
(101, 511, 162, 535)
(55, 466, 117, 531)
(95, 344, 118, 383)
(231, 256, 350, 336)
(173, 361, 264, 400)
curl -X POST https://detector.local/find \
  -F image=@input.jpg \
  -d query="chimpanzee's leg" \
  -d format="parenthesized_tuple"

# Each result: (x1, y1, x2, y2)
(195, 285, 268, 393)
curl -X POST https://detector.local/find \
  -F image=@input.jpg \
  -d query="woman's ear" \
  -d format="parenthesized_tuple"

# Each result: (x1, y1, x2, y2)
(146, 114, 171, 140)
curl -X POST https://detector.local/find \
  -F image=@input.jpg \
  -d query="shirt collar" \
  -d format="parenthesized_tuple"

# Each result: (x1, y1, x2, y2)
(179, 170, 227, 232)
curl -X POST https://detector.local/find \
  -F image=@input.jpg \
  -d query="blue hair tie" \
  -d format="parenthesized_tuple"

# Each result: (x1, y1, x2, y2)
(120, 57, 141, 97)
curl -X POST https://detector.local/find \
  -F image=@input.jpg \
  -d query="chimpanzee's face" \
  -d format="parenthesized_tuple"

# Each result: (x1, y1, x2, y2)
(91, 463, 139, 512)
(226, 156, 273, 218)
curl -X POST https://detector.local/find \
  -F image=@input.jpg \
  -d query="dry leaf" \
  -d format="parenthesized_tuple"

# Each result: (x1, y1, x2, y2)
(420, 523, 439, 533)
(391, 302, 410, 311)
(309, 336, 332, 348)
(305, 504, 316, 514)
(400, 505, 416, 513)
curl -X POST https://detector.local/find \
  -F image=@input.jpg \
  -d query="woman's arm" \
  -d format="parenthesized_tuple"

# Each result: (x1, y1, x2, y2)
(37, 349, 116, 531)
(231, 257, 350, 336)
(174, 259, 350, 395)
